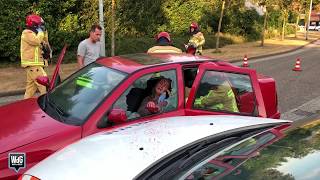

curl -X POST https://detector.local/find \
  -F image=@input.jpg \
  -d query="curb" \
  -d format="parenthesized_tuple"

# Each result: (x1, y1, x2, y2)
(0, 89, 25, 98)
(228, 38, 319, 63)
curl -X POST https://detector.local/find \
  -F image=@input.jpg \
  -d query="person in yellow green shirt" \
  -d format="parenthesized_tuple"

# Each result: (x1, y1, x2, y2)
(21, 14, 51, 99)
(194, 72, 239, 113)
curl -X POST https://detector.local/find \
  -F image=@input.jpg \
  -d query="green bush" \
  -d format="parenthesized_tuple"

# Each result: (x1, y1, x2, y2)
(0, 0, 301, 65)
(0, 0, 31, 62)
(286, 23, 296, 35)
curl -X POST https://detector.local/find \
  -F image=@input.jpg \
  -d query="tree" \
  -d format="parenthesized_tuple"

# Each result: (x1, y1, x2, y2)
(279, 0, 294, 40)
(255, 0, 278, 46)
(0, 0, 31, 61)
(216, 0, 226, 51)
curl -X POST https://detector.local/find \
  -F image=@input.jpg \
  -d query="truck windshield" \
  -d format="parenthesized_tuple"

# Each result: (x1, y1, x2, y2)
(40, 63, 127, 125)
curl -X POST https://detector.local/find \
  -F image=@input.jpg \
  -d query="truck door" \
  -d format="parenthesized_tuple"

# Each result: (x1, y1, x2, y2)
(185, 62, 267, 117)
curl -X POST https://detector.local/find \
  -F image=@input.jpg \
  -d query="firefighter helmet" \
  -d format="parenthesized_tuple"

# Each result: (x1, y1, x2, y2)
(190, 22, 199, 29)
(26, 14, 42, 27)
(190, 22, 199, 33)
(156, 32, 172, 43)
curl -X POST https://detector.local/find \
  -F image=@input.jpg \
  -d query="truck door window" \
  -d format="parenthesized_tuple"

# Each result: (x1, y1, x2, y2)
(183, 67, 198, 103)
(193, 70, 257, 115)
(101, 69, 178, 126)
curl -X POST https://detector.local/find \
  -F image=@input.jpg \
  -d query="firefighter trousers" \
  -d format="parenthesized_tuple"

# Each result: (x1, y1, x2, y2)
(24, 66, 47, 99)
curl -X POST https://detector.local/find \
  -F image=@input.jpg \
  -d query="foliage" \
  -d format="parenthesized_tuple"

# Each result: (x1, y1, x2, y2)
(0, 0, 318, 63)
(0, 0, 31, 61)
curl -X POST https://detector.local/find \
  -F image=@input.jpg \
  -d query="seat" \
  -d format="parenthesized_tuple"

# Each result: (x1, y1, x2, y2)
(126, 88, 146, 112)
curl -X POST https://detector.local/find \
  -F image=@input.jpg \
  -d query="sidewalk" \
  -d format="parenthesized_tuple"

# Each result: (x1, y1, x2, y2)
(0, 31, 319, 96)
(202, 31, 320, 61)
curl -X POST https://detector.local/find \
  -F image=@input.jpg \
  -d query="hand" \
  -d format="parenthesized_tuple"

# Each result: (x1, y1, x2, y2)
(36, 27, 43, 33)
(146, 101, 159, 113)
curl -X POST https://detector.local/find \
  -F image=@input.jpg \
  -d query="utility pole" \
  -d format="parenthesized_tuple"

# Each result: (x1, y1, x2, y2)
(111, 0, 115, 56)
(306, 0, 313, 40)
(98, 0, 106, 56)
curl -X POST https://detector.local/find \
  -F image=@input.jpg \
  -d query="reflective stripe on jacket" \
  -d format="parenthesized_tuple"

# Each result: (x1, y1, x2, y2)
(189, 32, 205, 55)
(20, 29, 47, 67)
(147, 46, 182, 54)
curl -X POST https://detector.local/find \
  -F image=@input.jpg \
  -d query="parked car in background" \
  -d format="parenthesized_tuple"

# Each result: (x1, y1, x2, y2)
(0, 47, 280, 179)
(20, 115, 291, 180)
(308, 24, 317, 31)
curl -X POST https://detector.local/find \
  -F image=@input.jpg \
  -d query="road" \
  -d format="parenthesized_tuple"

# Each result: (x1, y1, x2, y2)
(234, 40, 320, 121)
(1, 41, 320, 122)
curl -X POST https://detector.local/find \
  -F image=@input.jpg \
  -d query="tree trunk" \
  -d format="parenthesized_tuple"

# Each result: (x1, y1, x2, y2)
(216, 0, 225, 51)
(261, 10, 268, 47)
(295, 13, 300, 38)
(281, 11, 286, 41)
(111, 0, 115, 56)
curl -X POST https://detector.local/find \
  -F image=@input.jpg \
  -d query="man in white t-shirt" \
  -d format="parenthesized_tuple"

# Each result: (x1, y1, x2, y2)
(77, 24, 102, 69)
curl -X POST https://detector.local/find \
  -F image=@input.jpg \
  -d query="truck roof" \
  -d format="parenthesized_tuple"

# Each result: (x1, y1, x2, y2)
(96, 53, 229, 73)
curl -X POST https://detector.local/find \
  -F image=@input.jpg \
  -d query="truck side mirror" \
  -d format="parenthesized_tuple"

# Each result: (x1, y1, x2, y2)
(108, 108, 127, 124)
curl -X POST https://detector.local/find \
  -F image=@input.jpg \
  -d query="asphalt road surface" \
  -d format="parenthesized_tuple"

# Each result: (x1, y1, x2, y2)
(1, 41, 320, 122)
(234, 40, 320, 121)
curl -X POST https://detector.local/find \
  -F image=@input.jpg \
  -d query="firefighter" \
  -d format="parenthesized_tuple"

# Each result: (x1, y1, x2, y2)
(194, 72, 239, 113)
(147, 32, 182, 53)
(21, 14, 51, 99)
(185, 22, 205, 55)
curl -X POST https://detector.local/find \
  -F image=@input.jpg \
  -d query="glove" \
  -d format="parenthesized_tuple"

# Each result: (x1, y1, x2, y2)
(36, 27, 43, 33)
(41, 43, 51, 60)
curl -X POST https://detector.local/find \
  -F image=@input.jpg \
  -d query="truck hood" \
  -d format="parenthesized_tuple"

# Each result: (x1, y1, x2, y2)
(0, 98, 76, 153)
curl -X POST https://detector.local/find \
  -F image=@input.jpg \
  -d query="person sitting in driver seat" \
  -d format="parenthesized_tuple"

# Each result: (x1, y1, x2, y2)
(137, 78, 171, 116)
(194, 72, 239, 113)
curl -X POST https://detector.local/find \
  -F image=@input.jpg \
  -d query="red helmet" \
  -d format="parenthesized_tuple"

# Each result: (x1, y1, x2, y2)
(156, 31, 171, 43)
(26, 14, 42, 27)
(190, 22, 199, 30)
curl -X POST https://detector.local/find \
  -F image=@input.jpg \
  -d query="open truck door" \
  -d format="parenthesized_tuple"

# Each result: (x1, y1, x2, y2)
(36, 45, 67, 91)
(185, 62, 267, 118)
(49, 45, 67, 90)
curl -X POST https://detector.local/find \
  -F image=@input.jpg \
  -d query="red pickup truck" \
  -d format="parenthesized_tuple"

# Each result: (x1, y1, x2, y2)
(0, 51, 279, 179)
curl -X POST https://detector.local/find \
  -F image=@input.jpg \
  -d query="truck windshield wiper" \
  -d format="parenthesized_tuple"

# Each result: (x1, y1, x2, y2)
(179, 136, 241, 169)
(145, 136, 240, 180)
(46, 98, 68, 123)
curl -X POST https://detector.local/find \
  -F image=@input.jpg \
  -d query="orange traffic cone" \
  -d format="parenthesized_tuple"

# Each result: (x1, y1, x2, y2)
(242, 54, 249, 67)
(292, 58, 302, 71)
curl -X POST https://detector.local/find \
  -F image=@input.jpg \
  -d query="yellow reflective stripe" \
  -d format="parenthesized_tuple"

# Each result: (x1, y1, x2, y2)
(227, 89, 234, 97)
(227, 89, 239, 112)
(34, 47, 39, 63)
(21, 60, 44, 65)
(76, 79, 94, 89)
(78, 77, 93, 82)
(212, 103, 223, 110)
